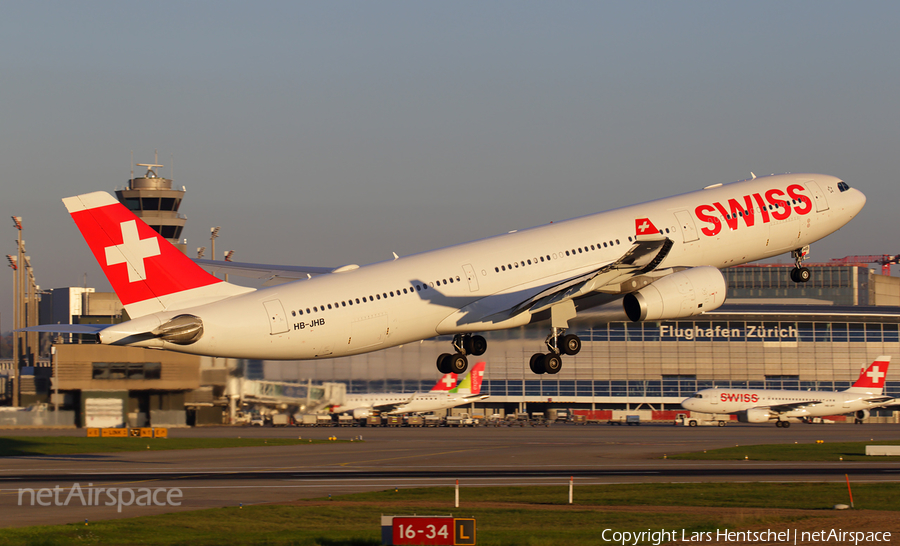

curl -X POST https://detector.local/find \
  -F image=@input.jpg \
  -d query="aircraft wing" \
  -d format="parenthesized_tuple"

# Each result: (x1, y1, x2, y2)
(767, 401, 823, 413)
(194, 259, 334, 286)
(862, 396, 895, 405)
(509, 236, 674, 316)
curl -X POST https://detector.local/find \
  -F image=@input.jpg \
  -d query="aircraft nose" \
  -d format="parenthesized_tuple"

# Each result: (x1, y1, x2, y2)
(853, 187, 867, 214)
(680, 397, 696, 410)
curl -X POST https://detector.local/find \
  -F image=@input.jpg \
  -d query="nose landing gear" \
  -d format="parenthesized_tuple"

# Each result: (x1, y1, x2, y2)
(790, 246, 811, 283)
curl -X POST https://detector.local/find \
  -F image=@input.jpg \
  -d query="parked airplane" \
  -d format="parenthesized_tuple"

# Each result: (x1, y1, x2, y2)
(330, 362, 487, 418)
(680, 356, 894, 427)
(32, 173, 864, 375)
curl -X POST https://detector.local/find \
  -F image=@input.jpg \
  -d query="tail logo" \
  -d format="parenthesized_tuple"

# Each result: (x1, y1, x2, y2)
(867, 366, 885, 383)
(104, 220, 161, 282)
(440, 375, 455, 388)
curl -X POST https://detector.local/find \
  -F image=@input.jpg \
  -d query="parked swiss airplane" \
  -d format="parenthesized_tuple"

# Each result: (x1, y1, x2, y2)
(32, 173, 864, 375)
(681, 356, 894, 427)
(329, 362, 487, 418)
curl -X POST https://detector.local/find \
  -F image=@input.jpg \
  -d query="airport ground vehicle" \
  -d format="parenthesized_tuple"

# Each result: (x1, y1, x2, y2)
(675, 415, 727, 427)
(608, 415, 641, 426)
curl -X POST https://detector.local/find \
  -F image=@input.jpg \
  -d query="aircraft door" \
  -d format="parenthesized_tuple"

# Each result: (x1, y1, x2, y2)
(349, 313, 388, 351)
(263, 299, 290, 335)
(805, 181, 830, 212)
(462, 264, 479, 292)
(673, 210, 699, 243)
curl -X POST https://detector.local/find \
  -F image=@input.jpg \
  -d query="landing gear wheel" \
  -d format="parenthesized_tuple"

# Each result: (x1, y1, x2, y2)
(436, 353, 453, 374)
(775, 420, 783, 428)
(529, 353, 546, 374)
(467, 335, 487, 356)
(449, 353, 468, 375)
(560, 334, 581, 356)
(781, 420, 791, 428)
(543, 353, 562, 374)
(791, 267, 811, 283)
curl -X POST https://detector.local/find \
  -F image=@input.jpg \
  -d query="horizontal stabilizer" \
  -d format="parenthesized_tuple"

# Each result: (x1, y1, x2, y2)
(16, 324, 107, 334)
(194, 259, 334, 286)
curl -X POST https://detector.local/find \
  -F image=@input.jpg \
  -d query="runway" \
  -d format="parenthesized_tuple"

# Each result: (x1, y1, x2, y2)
(1, 423, 899, 527)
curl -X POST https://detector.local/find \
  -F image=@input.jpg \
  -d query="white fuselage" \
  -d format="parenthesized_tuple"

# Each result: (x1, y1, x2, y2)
(682, 388, 887, 420)
(333, 392, 484, 416)
(102, 173, 865, 359)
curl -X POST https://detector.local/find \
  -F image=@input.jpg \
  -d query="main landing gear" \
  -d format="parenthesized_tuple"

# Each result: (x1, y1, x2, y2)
(775, 420, 791, 428)
(790, 245, 811, 283)
(436, 334, 486, 375)
(529, 327, 582, 375)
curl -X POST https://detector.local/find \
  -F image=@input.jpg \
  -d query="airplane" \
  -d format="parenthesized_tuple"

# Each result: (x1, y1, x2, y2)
(680, 356, 894, 427)
(29, 172, 865, 375)
(329, 362, 487, 418)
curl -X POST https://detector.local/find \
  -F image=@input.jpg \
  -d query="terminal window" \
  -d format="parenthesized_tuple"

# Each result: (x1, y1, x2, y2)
(92, 362, 162, 380)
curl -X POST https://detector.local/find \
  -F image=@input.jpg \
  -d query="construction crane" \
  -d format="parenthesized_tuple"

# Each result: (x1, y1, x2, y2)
(828, 255, 899, 276)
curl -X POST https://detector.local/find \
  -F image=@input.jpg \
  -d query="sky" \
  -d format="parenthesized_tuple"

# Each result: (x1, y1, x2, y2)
(3, 1, 900, 330)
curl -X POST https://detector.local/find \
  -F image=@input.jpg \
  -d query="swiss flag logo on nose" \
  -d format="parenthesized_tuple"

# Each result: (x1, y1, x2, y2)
(635, 218, 658, 235)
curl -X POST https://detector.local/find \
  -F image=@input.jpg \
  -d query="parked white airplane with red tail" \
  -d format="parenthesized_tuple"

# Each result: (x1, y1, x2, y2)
(329, 362, 488, 418)
(27, 173, 864, 375)
(681, 356, 894, 427)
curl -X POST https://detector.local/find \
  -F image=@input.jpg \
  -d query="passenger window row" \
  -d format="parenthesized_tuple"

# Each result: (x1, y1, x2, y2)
(492, 238, 625, 274)
(290, 275, 462, 318)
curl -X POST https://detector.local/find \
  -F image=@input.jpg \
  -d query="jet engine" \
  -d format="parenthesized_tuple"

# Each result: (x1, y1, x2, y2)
(353, 408, 372, 419)
(737, 408, 772, 423)
(623, 266, 727, 322)
(855, 409, 870, 421)
(152, 314, 204, 345)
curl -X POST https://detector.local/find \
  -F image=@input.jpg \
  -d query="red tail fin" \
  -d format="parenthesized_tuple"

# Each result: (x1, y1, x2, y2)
(63, 192, 242, 317)
(469, 362, 486, 395)
(848, 356, 890, 393)
(429, 372, 457, 392)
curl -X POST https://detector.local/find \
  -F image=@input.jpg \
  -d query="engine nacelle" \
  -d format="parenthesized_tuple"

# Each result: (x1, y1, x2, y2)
(353, 408, 372, 419)
(623, 266, 727, 322)
(737, 408, 772, 423)
(855, 409, 870, 421)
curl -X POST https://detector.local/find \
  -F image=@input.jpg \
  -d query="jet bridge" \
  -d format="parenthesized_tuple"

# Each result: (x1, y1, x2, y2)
(227, 378, 346, 422)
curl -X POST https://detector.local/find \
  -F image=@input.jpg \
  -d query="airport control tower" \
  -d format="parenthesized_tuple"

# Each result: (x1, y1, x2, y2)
(115, 157, 187, 253)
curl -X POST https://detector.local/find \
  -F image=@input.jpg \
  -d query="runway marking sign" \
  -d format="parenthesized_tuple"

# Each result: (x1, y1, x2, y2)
(383, 515, 475, 545)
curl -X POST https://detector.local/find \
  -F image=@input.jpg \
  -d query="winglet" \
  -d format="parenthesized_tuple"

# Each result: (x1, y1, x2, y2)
(635, 218, 660, 237)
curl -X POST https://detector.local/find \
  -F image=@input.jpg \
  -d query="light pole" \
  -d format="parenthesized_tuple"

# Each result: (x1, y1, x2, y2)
(210, 227, 220, 261)
(196, 247, 206, 260)
(6, 254, 18, 407)
(223, 250, 234, 282)
(210, 227, 220, 279)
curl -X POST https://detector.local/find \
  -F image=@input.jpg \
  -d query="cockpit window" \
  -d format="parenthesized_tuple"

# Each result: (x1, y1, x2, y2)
(838, 181, 850, 192)
(693, 394, 702, 398)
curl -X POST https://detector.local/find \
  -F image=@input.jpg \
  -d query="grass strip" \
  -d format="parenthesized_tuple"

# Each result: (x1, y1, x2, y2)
(339, 481, 899, 511)
(0, 502, 808, 546)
